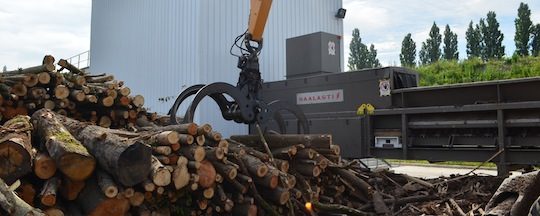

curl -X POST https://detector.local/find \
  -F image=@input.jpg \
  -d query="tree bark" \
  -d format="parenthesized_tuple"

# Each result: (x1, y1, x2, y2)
(50, 109, 152, 186)
(34, 152, 57, 179)
(57, 59, 84, 75)
(0, 116, 34, 184)
(76, 176, 130, 216)
(230, 134, 332, 149)
(96, 169, 118, 198)
(40, 176, 60, 207)
(0, 178, 45, 216)
(31, 110, 95, 181)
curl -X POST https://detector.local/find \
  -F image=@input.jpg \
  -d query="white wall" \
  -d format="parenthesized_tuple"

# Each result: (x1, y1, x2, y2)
(90, 0, 343, 136)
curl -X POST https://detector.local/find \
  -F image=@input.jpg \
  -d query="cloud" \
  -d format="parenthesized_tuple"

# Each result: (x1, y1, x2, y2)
(343, 0, 540, 67)
(0, 0, 91, 69)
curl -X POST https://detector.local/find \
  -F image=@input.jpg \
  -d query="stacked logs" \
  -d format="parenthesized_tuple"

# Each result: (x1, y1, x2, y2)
(0, 55, 148, 129)
(0, 109, 503, 216)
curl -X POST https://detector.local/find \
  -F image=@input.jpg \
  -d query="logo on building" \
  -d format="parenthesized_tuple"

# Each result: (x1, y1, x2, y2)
(379, 79, 391, 96)
(328, 41, 336, 56)
(297, 89, 344, 105)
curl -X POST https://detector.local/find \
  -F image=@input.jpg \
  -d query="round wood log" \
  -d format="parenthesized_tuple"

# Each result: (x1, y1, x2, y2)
(232, 204, 258, 216)
(142, 179, 155, 192)
(0, 116, 34, 184)
(150, 156, 171, 187)
(230, 134, 332, 149)
(85, 95, 98, 103)
(118, 87, 131, 96)
(274, 159, 289, 173)
(197, 160, 216, 189)
(40, 176, 60, 207)
(42, 55, 55, 65)
(12, 83, 27, 97)
(203, 187, 215, 199)
(139, 123, 198, 136)
(156, 131, 179, 145)
(23, 74, 39, 87)
(76, 176, 130, 216)
(117, 96, 131, 107)
(152, 146, 172, 155)
(54, 85, 69, 99)
(197, 124, 212, 136)
(132, 95, 144, 107)
(96, 169, 118, 198)
(213, 161, 237, 180)
(100, 96, 115, 107)
(17, 182, 36, 207)
(260, 187, 290, 205)
(293, 163, 321, 177)
(205, 147, 225, 161)
(129, 191, 144, 206)
(57, 177, 84, 201)
(241, 154, 268, 177)
(179, 145, 206, 162)
(296, 148, 317, 159)
(44, 100, 56, 110)
(0, 178, 45, 216)
(205, 130, 222, 142)
(191, 136, 203, 147)
(58, 59, 84, 75)
(255, 173, 279, 189)
(173, 163, 190, 190)
(31, 110, 95, 181)
(53, 109, 152, 186)
(37, 72, 51, 85)
(70, 90, 86, 102)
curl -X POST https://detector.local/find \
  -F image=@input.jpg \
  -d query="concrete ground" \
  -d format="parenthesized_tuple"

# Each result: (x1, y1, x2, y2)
(390, 165, 498, 179)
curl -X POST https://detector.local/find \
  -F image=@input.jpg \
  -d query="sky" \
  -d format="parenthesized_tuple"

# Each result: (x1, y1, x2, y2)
(0, 0, 91, 69)
(0, 0, 539, 69)
(342, 0, 540, 66)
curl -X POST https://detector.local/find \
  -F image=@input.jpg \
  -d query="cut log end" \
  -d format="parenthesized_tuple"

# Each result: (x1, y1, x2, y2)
(58, 153, 96, 181)
(257, 165, 269, 177)
(54, 85, 70, 99)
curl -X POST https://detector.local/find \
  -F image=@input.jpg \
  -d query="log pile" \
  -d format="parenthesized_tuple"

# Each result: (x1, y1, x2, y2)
(0, 55, 149, 129)
(0, 56, 508, 216)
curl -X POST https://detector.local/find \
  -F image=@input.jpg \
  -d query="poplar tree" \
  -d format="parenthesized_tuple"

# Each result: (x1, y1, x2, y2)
(400, 33, 416, 67)
(443, 24, 459, 60)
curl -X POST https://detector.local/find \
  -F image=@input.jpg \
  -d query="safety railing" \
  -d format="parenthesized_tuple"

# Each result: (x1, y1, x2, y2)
(66, 50, 90, 69)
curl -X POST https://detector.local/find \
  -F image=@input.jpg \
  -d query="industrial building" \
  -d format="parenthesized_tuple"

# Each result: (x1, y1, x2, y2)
(89, 0, 344, 136)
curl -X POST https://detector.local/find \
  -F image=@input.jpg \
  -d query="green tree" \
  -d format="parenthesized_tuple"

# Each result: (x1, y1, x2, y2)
(531, 24, 540, 56)
(480, 12, 505, 60)
(443, 24, 459, 60)
(400, 33, 416, 67)
(348, 28, 370, 70)
(424, 22, 442, 64)
(419, 42, 429, 65)
(466, 21, 483, 58)
(367, 44, 381, 68)
(515, 2, 532, 56)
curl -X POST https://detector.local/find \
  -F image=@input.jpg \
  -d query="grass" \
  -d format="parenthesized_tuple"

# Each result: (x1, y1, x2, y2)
(415, 56, 540, 86)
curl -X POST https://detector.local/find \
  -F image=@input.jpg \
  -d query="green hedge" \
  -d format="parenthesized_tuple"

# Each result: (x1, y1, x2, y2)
(415, 56, 540, 86)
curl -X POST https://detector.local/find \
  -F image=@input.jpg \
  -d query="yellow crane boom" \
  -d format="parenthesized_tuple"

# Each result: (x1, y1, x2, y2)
(248, 0, 272, 42)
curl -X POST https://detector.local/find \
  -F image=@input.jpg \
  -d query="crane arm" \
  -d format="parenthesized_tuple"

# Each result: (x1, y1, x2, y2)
(247, 0, 272, 43)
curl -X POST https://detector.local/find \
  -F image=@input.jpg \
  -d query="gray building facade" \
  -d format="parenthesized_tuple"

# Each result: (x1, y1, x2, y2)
(90, 0, 344, 136)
